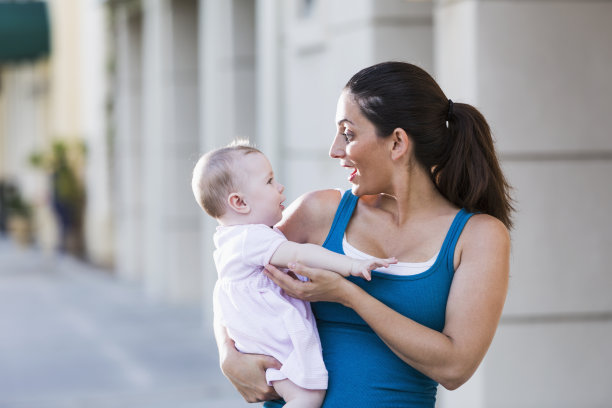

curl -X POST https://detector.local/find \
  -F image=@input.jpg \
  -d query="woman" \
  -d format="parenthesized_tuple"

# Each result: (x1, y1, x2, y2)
(215, 61, 513, 407)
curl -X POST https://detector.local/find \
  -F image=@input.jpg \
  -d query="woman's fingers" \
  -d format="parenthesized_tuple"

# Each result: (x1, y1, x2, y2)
(225, 352, 281, 402)
(255, 355, 281, 401)
(260, 354, 282, 371)
(288, 261, 316, 279)
(265, 262, 353, 304)
(264, 264, 308, 296)
(264, 263, 287, 279)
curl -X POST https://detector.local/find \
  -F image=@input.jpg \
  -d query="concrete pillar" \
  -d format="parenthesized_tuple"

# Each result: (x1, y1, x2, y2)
(141, 0, 172, 299)
(434, 1, 612, 407)
(165, 0, 202, 302)
(231, 0, 257, 144)
(141, 0, 203, 303)
(80, 0, 112, 267)
(256, 0, 282, 170)
(0, 65, 46, 194)
(201, 0, 255, 149)
(280, 0, 434, 201)
(114, 6, 144, 280)
(0, 63, 54, 249)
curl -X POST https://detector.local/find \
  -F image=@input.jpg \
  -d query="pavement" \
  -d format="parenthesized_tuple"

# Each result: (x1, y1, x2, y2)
(0, 237, 251, 408)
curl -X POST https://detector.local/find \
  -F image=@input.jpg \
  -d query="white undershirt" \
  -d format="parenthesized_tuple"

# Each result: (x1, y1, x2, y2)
(342, 234, 438, 276)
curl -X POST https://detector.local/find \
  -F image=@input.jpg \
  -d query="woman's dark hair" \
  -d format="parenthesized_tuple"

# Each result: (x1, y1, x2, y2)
(345, 61, 514, 229)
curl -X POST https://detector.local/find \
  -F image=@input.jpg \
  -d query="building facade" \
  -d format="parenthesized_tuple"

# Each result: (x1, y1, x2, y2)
(0, 0, 112, 263)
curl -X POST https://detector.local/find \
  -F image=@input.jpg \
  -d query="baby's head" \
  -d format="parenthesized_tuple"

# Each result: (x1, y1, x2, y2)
(192, 141, 286, 226)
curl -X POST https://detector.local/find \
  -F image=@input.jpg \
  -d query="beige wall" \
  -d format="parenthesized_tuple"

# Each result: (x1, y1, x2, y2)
(48, 0, 82, 138)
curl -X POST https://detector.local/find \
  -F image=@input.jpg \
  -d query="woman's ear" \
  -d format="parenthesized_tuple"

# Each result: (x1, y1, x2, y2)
(227, 192, 250, 214)
(390, 128, 411, 161)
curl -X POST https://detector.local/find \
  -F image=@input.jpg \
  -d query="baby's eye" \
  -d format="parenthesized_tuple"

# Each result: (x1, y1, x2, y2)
(267, 178, 273, 184)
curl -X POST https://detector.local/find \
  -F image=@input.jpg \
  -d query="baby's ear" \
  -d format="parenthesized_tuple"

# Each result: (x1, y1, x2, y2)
(227, 192, 250, 214)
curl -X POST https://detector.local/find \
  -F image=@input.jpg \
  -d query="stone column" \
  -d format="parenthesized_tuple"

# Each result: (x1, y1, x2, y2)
(435, 1, 612, 407)
(0, 63, 53, 249)
(141, 0, 172, 299)
(113, 6, 144, 280)
(141, 0, 203, 302)
(81, 0, 112, 266)
(164, 0, 202, 302)
(256, 0, 282, 169)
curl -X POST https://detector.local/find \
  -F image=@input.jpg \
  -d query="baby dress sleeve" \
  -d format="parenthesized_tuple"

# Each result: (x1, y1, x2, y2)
(241, 225, 288, 267)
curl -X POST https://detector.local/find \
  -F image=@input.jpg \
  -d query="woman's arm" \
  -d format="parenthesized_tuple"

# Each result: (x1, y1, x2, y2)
(265, 214, 510, 390)
(214, 319, 281, 402)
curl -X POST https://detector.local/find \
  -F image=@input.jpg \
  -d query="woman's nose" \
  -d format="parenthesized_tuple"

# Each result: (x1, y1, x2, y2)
(329, 134, 345, 159)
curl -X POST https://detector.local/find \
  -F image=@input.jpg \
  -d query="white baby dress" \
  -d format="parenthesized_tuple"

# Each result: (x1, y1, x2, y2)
(213, 224, 328, 390)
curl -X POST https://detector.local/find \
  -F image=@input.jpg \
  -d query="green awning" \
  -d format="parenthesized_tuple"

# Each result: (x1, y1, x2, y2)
(0, 1, 51, 62)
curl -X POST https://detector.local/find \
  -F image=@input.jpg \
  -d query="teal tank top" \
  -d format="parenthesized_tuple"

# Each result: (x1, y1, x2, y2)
(265, 190, 474, 408)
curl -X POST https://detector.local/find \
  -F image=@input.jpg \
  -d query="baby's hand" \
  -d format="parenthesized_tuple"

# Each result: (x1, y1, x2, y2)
(350, 257, 398, 281)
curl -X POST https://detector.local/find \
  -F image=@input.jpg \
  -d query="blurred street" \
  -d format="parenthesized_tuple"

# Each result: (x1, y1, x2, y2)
(0, 238, 249, 408)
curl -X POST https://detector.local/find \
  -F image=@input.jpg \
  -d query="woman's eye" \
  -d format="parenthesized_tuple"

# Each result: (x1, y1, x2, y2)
(342, 132, 353, 142)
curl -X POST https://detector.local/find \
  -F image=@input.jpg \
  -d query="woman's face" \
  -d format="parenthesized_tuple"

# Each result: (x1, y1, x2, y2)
(330, 90, 392, 196)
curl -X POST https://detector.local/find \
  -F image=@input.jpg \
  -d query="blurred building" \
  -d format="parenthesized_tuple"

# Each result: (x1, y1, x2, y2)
(0, 0, 112, 264)
(2, 0, 611, 407)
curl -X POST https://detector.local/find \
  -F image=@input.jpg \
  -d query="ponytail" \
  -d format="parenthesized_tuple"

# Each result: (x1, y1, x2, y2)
(345, 61, 515, 229)
(433, 103, 515, 229)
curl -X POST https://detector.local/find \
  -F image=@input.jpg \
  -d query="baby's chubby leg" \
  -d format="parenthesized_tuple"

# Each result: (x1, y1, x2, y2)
(272, 379, 325, 408)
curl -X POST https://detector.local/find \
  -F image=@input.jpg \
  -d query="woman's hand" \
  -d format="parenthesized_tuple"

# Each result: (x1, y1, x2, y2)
(264, 262, 358, 306)
(220, 340, 282, 403)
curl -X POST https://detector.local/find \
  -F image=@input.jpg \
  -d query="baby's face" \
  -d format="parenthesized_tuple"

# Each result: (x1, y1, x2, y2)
(237, 153, 286, 226)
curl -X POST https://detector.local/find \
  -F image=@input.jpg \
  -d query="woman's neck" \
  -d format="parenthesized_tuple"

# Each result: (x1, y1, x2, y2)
(375, 167, 454, 226)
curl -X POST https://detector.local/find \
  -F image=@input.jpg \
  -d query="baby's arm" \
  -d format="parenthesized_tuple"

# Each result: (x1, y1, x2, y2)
(269, 241, 396, 281)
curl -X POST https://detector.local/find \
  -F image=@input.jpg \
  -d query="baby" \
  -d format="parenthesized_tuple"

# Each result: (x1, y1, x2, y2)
(191, 142, 396, 407)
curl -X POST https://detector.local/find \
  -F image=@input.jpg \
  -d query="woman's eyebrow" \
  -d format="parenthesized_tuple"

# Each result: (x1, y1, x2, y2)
(337, 118, 354, 126)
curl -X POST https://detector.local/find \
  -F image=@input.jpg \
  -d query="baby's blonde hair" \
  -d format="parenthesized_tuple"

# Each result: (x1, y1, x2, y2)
(192, 141, 261, 218)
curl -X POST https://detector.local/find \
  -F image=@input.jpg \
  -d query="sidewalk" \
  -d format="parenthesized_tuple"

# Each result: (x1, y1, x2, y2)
(0, 238, 250, 408)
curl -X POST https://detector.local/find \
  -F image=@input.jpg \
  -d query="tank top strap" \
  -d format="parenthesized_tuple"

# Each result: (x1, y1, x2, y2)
(322, 190, 358, 253)
(439, 209, 475, 274)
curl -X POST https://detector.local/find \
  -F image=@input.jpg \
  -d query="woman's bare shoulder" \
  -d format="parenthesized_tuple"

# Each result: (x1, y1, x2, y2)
(299, 189, 344, 215)
(464, 213, 509, 240)
(277, 189, 343, 244)
(458, 213, 510, 263)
